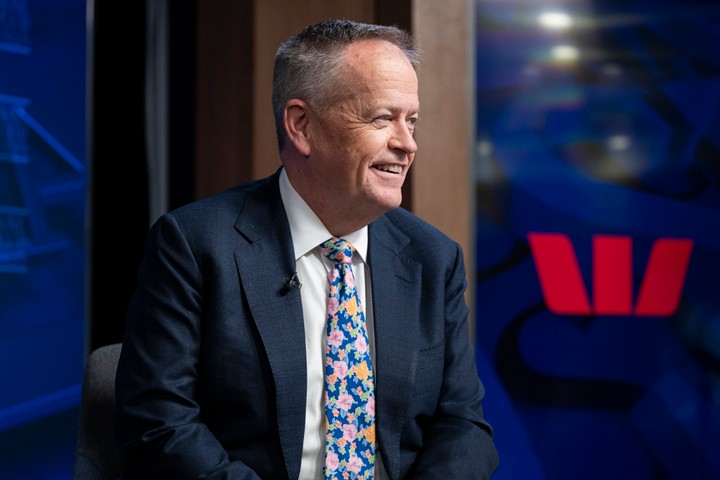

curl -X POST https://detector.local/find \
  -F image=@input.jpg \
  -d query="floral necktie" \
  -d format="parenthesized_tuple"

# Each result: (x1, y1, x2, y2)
(321, 238, 376, 480)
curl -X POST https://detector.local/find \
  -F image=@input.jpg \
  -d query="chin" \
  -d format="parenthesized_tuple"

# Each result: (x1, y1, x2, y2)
(365, 189, 403, 214)
(380, 197, 403, 211)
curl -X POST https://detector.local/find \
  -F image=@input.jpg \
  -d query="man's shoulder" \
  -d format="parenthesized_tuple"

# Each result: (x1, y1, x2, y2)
(154, 173, 281, 233)
(383, 208, 452, 238)
(170, 173, 279, 216)
(372, 209, 464, 271)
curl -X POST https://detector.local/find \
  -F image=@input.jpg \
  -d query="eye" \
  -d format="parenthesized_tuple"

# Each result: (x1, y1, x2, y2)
(372, 116, 392, 127)
(407, 117, 418, 132)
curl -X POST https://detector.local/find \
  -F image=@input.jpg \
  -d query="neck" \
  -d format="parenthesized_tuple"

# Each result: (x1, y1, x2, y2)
(282, 160, 381, 237)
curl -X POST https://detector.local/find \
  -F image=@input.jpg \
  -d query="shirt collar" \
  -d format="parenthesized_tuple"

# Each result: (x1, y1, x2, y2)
(279, 167, 368, 263)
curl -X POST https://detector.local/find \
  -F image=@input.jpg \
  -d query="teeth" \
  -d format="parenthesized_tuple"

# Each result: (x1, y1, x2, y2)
(374, 165, 403, 173)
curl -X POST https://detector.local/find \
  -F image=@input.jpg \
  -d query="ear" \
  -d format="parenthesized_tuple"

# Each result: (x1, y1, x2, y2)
(283, 99, 312, 157)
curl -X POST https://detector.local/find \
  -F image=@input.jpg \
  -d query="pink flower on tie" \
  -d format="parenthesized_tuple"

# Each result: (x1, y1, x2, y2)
(336, 393, 355, 411)
(333, 360, 348, 378)
(328, 329, 345, 348)
(343, 268, 355, 289)
(325, 450, 340, 471)
(327, 297, 339, 316)
(366, 396, 375, 417)
(354, 334, 368, 354)
(346, 456, 365, 474)
(342, 423, 358, 441)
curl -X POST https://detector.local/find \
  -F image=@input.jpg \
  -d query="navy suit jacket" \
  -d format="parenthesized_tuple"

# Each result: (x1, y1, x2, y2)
(114, 170, 498, 479)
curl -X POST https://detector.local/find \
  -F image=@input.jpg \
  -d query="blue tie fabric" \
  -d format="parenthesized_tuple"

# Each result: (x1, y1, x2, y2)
(321, 238, 376, 480)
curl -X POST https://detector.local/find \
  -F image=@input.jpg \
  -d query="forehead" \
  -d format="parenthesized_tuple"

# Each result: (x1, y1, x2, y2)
(344, 38, 409, 62)
(343, 39, 413, 73)
(340, 39, 418, 98)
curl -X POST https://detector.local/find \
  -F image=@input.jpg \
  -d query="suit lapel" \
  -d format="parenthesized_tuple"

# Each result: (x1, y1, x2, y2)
(233, 173, 306, 479)
(368, 216, 422, 480)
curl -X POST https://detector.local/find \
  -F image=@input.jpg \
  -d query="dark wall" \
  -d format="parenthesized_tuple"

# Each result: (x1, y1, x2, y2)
(88, 1, 196, 350)
(88, 1, 149, 350)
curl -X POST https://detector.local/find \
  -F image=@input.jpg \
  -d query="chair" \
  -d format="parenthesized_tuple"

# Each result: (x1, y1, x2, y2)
(73, 342, 123, 480)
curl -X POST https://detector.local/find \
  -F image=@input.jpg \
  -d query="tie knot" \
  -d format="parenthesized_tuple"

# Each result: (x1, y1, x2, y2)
(321, 238, 353, 265)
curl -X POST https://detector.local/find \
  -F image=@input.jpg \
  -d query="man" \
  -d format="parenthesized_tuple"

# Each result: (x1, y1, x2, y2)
(115, 18, 499, 479)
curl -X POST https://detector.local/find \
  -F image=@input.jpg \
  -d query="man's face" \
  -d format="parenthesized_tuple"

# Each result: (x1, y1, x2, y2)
(305, 40, 419, 225)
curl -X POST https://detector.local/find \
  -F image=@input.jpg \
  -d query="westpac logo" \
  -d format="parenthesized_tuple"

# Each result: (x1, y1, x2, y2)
(528, 233, 693, 317)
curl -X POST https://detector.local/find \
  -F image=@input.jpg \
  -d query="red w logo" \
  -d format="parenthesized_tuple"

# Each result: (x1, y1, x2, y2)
(528, 233, 693, 316)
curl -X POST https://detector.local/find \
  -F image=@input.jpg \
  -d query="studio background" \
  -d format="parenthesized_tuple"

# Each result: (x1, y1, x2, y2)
(473, 1, 720, 478)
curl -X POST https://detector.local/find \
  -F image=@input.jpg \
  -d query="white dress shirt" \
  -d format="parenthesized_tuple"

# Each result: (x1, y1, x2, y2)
(279, 168, 388, 479)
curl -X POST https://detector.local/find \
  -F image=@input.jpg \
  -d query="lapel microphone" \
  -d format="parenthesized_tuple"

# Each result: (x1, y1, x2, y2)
(283, 272, 302, 292)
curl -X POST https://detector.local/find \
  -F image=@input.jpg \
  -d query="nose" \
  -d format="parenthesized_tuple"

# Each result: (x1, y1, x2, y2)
(388, 121, 417, 154)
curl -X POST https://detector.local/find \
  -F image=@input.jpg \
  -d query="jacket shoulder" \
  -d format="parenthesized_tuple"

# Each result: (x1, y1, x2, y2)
(382, 208, 458, 248)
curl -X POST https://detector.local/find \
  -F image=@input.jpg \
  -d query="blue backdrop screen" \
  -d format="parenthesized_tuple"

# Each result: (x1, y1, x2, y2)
(0, 0, 86, 434)
(474, 1, 720, 479)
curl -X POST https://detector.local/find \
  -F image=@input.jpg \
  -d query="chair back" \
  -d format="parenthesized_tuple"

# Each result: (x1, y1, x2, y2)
(73, 342, 123, 480)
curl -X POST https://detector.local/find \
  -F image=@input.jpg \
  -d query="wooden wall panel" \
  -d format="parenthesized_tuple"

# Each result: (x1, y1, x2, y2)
(252, 0, 375, 179)
(195, 0, 254, 200)
(411, 0, 476, 333)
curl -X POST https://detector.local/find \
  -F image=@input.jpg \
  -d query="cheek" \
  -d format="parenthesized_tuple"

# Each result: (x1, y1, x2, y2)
(357, 130, 391, 159)
(333, 129, 389, 183)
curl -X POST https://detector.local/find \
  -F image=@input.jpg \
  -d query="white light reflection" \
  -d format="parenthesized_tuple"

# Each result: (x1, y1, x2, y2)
(538, 11, 573, 30)
(551, 45, 580, 62)
(606, 135, 631, 151)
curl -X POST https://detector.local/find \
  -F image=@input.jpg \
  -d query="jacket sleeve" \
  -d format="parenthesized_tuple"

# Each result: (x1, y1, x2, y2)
(114, 213, 261, 480)
(404, 243, 499, 479)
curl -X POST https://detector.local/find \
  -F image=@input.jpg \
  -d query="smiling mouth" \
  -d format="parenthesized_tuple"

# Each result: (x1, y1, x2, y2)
(373, 164, 403, 174)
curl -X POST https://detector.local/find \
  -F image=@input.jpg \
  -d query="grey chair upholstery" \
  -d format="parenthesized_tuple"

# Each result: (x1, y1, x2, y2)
(73, 342, 123, 480)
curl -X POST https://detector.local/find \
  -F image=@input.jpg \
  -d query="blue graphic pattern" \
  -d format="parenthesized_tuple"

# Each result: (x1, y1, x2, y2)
(474, 1, 720, 478)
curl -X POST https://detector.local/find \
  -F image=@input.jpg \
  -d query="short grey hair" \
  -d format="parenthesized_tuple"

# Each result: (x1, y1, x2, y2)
(272, 18, 421, 151)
